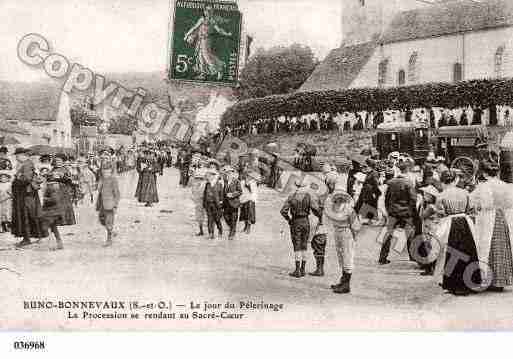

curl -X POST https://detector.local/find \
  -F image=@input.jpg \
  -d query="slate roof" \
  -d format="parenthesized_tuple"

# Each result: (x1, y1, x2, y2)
(382, 0, 513, 44)
(299, 39, 379, 92)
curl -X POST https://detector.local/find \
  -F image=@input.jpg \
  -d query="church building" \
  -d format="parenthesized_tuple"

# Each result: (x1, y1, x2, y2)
(301, 0, 513, 91)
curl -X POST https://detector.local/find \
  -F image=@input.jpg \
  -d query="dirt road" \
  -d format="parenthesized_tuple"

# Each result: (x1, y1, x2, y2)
(1, 168, 512, 330)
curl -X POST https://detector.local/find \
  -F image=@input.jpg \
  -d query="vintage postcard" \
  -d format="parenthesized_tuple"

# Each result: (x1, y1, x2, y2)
(2, 0, 513, 339)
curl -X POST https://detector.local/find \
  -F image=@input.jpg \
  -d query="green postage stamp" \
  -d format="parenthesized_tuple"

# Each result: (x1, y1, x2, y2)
(169, 0, 242, 86)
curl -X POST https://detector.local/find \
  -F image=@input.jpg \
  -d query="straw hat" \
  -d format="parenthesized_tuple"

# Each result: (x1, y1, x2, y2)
(0, 170, 12, 179)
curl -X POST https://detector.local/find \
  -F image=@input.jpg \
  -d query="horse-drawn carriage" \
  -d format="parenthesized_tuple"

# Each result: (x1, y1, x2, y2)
(435, 125, 492, 186)
(373, 122, 430, 163)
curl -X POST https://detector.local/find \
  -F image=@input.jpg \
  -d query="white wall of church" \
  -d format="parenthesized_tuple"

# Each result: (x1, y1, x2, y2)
(465, 27, 513, 80)
(350, 27, 513, 89)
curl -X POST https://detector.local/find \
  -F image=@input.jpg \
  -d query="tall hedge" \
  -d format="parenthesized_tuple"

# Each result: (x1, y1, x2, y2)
(220, 78, 513, 127)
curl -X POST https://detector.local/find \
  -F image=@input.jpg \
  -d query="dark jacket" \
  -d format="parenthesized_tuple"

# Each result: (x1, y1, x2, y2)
(203, 180, 224, 209)
(280, 190, 321, 223)
(223, 178, 242, 210)
(384, 175, 417, 219)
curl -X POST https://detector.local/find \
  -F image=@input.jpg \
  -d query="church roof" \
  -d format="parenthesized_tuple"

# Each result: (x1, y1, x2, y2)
(382, 0, 513, 44)
(299, 39, 378, 92)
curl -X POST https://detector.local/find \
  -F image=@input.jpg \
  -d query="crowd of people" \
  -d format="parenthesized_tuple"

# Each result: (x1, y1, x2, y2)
(223, 105, 513, 138)
(177, 150, 259, 240)
(168, 134, 513, 297)
(277, 148, 513, 296)
(0, 143, 178, 249)
(4, 132, 513, 300)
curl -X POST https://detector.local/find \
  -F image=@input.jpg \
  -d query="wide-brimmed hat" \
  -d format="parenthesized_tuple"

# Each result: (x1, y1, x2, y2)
(0, 170, 12, 179)
(14, 147, 29, 155)
(331, 190, 352, 203)
(420, 185, 440, 198)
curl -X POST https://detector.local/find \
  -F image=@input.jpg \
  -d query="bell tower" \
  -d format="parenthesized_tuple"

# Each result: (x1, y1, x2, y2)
(341, 0, 420, 46)
(341, 0, 383, 46)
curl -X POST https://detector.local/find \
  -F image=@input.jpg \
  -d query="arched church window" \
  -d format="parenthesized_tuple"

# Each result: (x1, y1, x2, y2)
(453, 63, 463, 82)
(378, 59, 389, 87)
(495, 46, 505, 78)
(398, 69, 406, 86)
(408, 52, 418, 83)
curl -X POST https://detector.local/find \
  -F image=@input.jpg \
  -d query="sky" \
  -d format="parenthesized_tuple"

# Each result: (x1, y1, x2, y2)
(0, 0, 343, 82)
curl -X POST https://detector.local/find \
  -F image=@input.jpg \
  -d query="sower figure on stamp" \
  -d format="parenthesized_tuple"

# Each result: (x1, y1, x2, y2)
(280, 179, 322, 278)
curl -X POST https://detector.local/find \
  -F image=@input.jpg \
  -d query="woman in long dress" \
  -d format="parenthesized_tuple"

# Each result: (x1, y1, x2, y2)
(435, 170, 481, 296)
(135, 151, 159, 207)
(239, 171, 257, 234)
(471, 160, 513, 292)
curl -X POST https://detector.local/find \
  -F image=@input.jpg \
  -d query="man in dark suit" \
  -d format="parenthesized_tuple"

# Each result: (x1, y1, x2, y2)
(223, 166, 242, 240)
(203, 169, 224, 239)
(378, 161, 418, 265)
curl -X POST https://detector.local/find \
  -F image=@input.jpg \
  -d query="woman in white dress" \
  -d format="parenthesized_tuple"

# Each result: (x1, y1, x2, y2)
(471, 160, 513, 292)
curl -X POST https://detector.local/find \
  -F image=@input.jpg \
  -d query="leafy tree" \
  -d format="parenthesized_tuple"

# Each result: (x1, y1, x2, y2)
(236, 44, 318, 100)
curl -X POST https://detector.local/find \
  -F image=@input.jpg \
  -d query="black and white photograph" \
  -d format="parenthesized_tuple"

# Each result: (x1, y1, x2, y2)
(2, 0, 513, 355)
